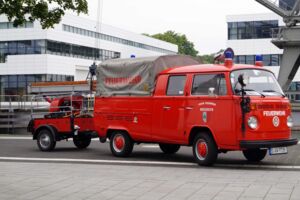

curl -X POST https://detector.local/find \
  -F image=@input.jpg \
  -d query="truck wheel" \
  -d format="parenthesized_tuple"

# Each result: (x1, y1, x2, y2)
(110, 132, 133, 157)
(243, 149, 267, 162)
(159, 144, 180, 154)
(192, 133, 218, 166)
(37, 129, 56, 151)
(73, 135, 91, 149)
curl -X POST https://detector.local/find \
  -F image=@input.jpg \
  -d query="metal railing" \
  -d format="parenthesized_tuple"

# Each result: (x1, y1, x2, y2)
(0, 95, 46, 110)
(271, 27, 283, 39)
(30, 93, 95, 119)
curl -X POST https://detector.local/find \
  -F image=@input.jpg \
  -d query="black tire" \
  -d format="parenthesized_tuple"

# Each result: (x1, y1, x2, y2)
(243, 149, 267, 162)
(192, 133, 218, 166)
(37, 129, 56, 151)
(159, 144, 180, 154)
(73, 135, 91, 149)
(110, 131, 133, 157)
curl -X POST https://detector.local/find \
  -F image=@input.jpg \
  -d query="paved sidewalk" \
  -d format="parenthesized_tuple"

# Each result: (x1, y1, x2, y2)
(1, 162, 300, 200)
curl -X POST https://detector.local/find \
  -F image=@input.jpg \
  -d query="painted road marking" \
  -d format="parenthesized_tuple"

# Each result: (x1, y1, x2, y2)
(0, 137, 31, 140)
(0, 137, 100, 141)
(0, 156, 300, 170)
(0, 157, 194, 166)
(141, 144, 159, 148)
(1, 136, 299, 144)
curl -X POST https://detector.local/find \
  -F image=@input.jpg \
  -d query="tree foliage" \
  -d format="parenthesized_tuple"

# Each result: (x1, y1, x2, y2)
(198, 49, 225, 64)
(0, 0, 88, 29)
(147, 31, 198, 57)
(198, 54, 214, 64)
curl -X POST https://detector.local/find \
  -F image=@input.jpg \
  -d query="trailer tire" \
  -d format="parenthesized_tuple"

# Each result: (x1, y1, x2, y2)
(37, 128, 56, 151)
(159, 144, 180, 154)
(192, 133, 218, 166)
(73, 135, 91, 149)
(110, 131, 133, 157)
(243, 149, 267, 162)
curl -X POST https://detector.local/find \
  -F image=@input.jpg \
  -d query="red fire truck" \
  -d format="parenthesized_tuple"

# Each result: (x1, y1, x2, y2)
(28, 54, 298, 166)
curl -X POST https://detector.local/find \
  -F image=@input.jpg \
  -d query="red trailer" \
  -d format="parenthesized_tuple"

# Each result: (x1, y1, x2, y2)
(28, 92, 96, 151)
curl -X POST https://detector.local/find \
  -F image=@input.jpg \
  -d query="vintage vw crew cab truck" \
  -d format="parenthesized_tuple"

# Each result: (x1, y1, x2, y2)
(94, 54, 298, 166)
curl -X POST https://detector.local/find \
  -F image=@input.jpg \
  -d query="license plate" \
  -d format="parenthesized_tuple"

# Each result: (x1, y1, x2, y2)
(269, 147, 288, 155)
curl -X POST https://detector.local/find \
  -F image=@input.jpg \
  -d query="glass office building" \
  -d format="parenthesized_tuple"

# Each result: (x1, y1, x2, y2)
(226, 13, 300, 101)
(0, 14, 178, 96)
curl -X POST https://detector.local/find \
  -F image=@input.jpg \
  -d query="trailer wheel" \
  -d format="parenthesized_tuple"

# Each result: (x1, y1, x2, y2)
(73, 135, 91, 149)
(110, 132, 133, 157)
(243, 149, 267, 162)
(192, 133, 218, 166)
(159, 144, 180, 154)
(37, 129, 56, 151)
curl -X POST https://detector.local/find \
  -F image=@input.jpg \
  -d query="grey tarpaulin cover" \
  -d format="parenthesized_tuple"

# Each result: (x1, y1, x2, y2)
(96, 55, 200, 96)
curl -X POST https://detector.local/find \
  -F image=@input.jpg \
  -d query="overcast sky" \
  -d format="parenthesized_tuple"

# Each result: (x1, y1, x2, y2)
(82, 0, 274, 55)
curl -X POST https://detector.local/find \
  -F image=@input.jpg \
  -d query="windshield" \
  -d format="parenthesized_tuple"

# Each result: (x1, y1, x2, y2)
(231, 69, 284, 96)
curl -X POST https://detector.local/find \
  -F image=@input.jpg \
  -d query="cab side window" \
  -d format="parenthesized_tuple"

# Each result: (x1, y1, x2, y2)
(166, 75, 186, 96)
(192, 74, 227, 96)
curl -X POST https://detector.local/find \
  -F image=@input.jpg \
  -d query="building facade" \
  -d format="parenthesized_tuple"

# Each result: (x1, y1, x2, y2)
(226, 13, 300, 101)
(0, 14, 178, 96)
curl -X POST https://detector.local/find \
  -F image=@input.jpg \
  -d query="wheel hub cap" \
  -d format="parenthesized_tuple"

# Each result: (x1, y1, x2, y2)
(40, 134, 50, 148)
(114, 135, 125, 152)
(196, 140, 208, 160)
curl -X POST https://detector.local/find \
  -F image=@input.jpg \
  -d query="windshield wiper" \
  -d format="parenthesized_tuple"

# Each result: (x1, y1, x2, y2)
(235, 89, 265, 98)
(262, 90, 286, 98)
(244, 89, 265, 98)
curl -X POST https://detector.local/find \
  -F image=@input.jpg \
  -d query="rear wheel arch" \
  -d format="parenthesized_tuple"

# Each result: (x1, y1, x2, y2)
(188, 126, 217, 146)
(34, 125, 58, 141)
(106, 129, 132, 141)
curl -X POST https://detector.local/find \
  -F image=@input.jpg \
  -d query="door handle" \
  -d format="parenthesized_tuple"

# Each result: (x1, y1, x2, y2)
(185, 107, 193, 110)
(163, 106, 171, 110)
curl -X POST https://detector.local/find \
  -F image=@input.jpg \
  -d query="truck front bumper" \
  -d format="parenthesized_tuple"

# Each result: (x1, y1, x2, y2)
(240, 138, 298, 149)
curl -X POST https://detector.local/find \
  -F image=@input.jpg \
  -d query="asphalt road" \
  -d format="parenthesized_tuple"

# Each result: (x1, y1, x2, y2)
(1, 135, 300, 168)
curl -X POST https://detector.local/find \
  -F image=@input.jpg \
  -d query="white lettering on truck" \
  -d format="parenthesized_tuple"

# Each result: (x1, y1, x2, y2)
(263, 111, 286, 117)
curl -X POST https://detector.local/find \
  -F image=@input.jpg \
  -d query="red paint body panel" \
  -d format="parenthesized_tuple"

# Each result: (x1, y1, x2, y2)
(33, 117, 94, 133)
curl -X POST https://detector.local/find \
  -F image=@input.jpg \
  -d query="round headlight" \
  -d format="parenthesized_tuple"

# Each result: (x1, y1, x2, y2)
(287, 116, 293, 128)
(248, 116, 258, 129)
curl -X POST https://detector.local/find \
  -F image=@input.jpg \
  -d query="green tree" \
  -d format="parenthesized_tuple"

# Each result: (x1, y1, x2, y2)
(147, 31, 198, 57)
(0, 0, 88, 29)
(199, 54, 214, 64)
(198, 49, 225, 64)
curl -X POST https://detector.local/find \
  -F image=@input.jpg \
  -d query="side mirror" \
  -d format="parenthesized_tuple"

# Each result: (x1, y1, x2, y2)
(208, 87, 216, 97)
(238, 74, 247, 87)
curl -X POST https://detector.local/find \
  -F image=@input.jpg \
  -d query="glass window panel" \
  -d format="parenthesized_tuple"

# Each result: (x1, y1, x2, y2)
(8, 22, 15, 29)
(239, 56, 246, 64)
(271, 55, 279, 66)
(8, 41, 17, 54)
(263, 55, 271, 66)
(192, 74, 227, 96)
(27, 75, 35, 82)
(18, 75, 26, 82)
(246, 55, 255, 64)
(18, 81, 26, 87)
(25, 22, 33, 28)
(166, 76, 186, 96)
(0, 22, 8, 29)
(17, 41, 26, 54)
(8, 76, 17, 82)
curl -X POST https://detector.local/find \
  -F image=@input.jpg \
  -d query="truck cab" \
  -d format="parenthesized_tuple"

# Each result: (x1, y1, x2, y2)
(94, 55, 298, 166)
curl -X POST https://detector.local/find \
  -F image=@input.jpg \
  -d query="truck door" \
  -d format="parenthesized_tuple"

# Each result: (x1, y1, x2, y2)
(185, 73, 236, 147)
(152, 75, 187, 143)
